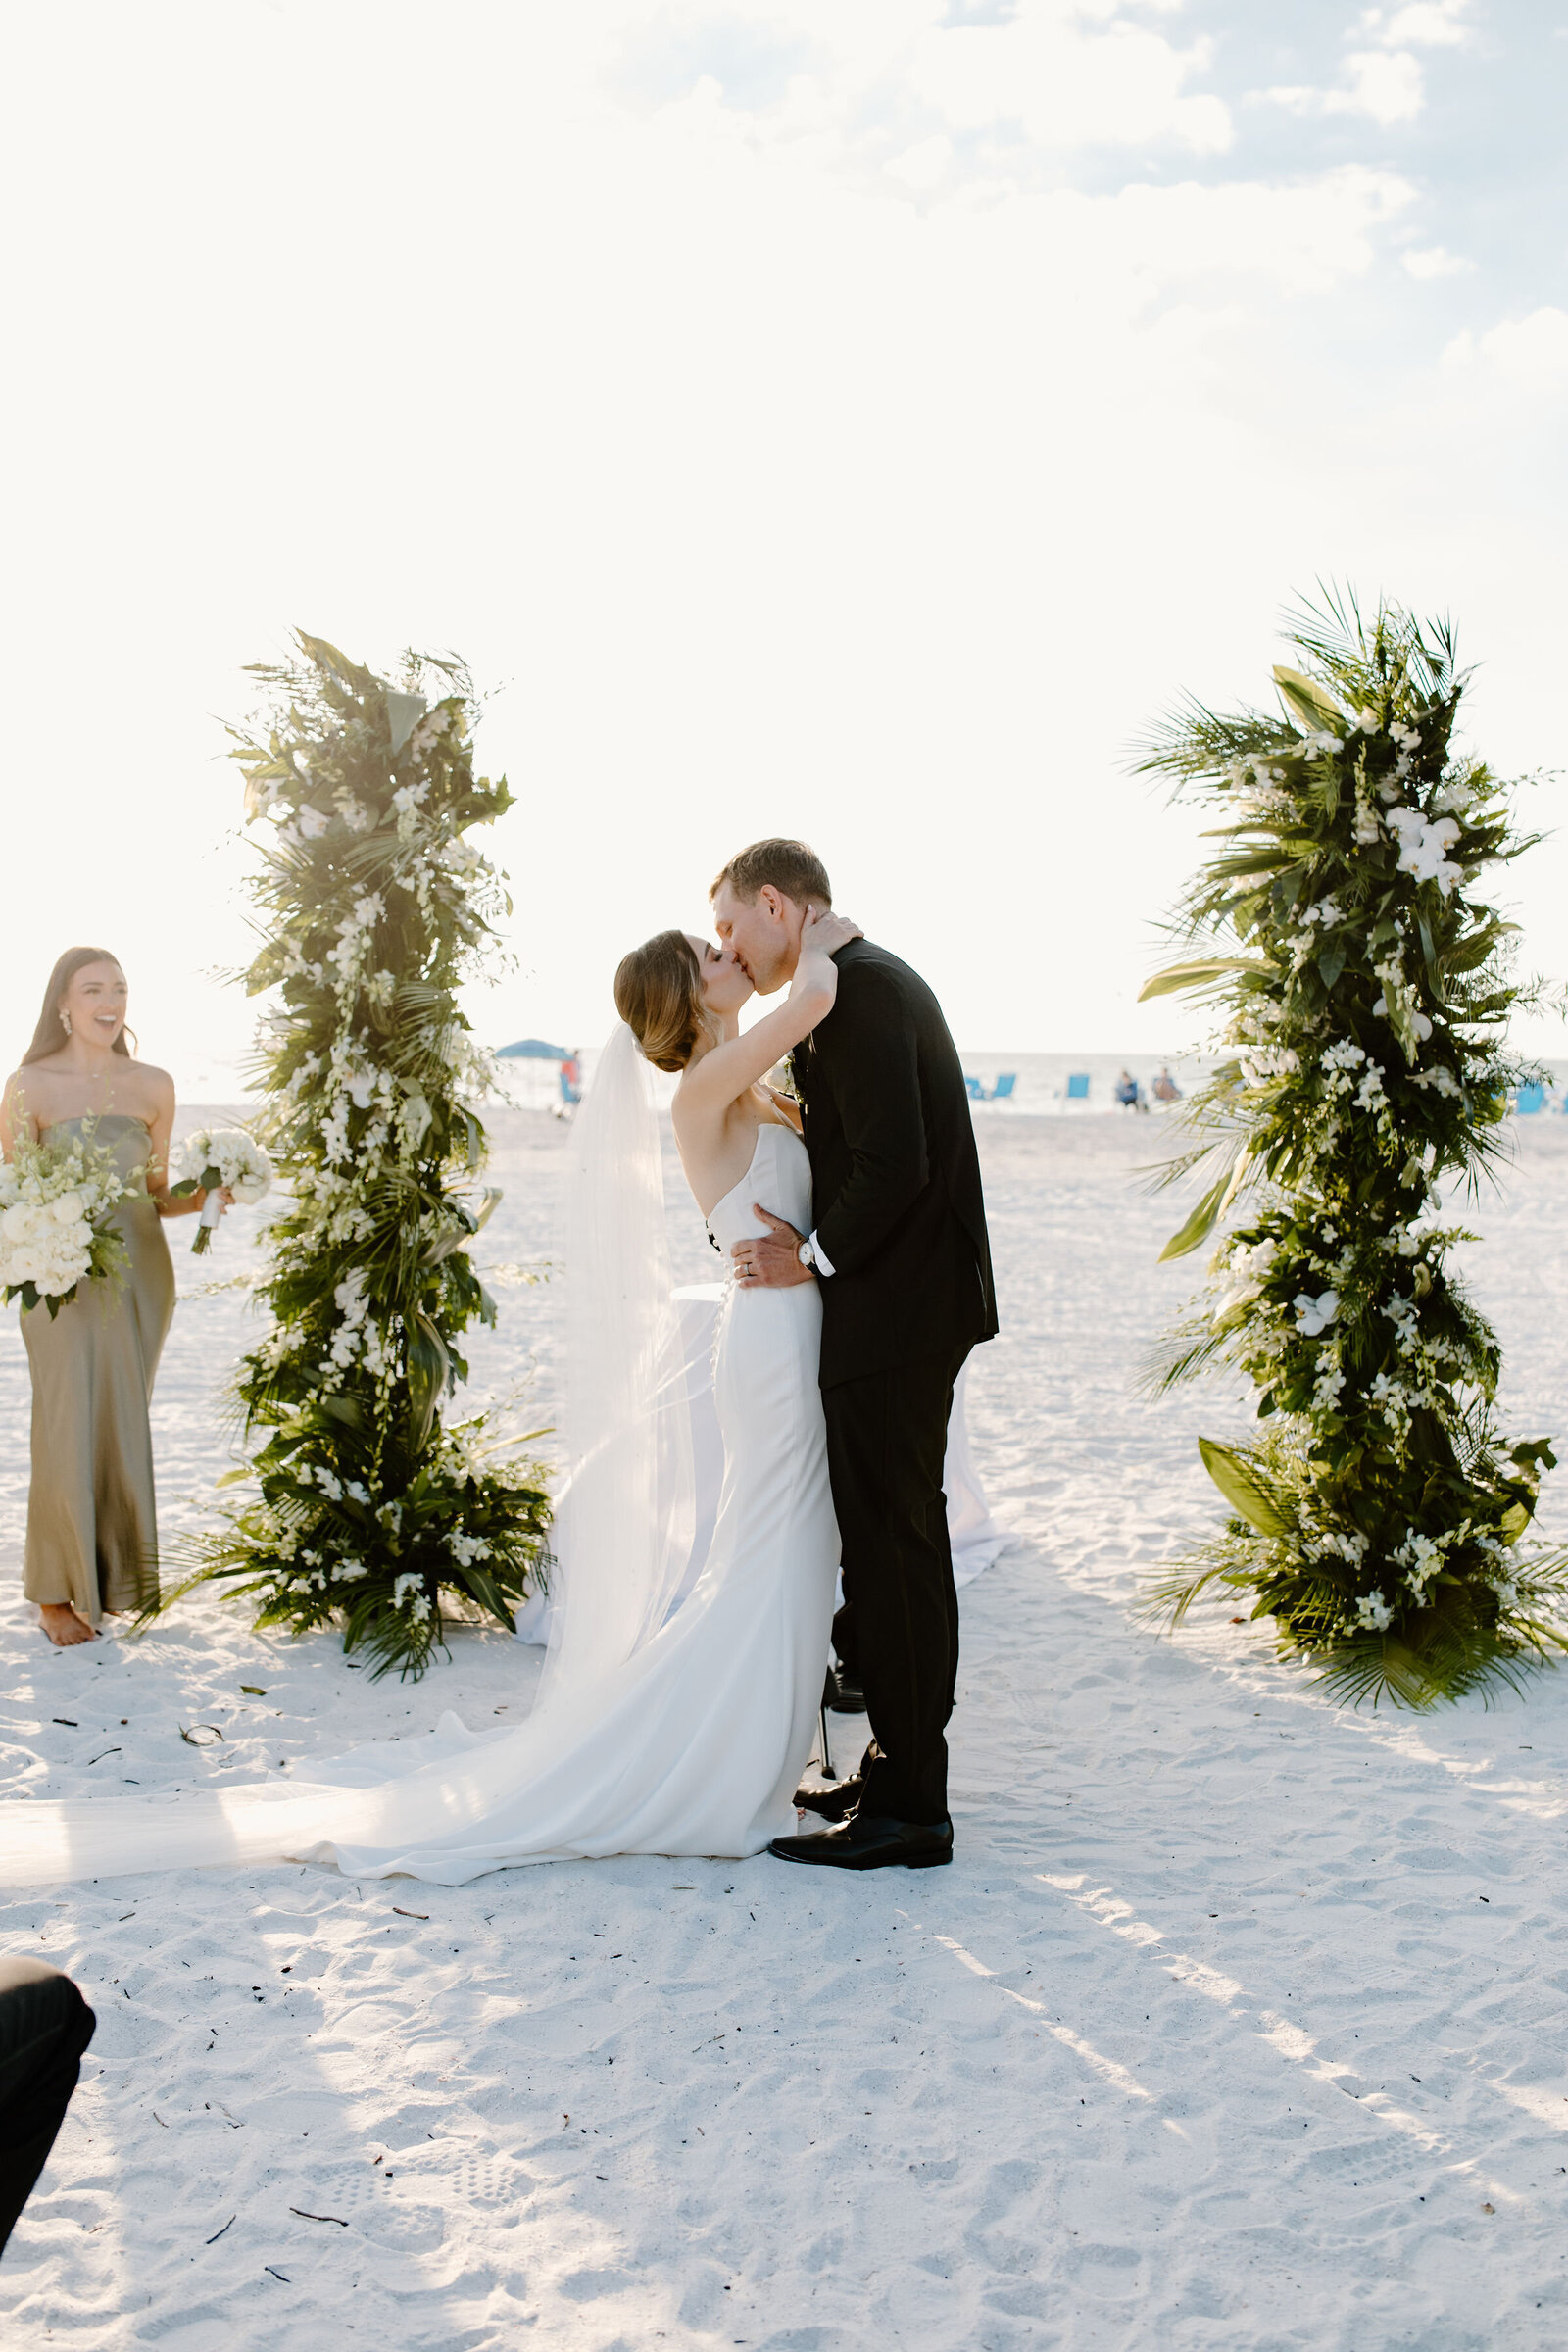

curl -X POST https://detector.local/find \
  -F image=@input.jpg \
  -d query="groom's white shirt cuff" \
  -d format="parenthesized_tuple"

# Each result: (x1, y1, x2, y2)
(808, 1230, 836, 1276)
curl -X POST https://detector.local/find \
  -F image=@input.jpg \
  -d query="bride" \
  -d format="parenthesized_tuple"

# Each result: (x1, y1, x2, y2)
(0, 907, 860, 1886)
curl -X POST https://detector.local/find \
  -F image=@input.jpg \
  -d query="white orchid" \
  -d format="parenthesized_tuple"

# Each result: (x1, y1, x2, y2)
(392, 1572, 432, 1624)
(1353, 1061, 1387, 1112)
(1240, 1045, 1299, 1085)
(1386, 806, 1463, 894)
(1394, 1529, 1448, 1600)
(1294, 1289, 1339, 1336)
(1372, 991, 1432, 1041)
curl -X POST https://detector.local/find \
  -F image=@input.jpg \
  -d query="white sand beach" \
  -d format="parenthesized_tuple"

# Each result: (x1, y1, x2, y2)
(4, 1107, 1568, 2350)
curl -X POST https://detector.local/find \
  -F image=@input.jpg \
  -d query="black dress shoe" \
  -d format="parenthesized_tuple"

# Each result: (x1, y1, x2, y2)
(792, 1776, 863, 1822)
(768, 1813, 954, 1871)
(825, 1666, 866, 1715)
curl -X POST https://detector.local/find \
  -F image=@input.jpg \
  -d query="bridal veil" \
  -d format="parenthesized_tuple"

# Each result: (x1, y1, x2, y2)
(0, 1022, 703, 1885)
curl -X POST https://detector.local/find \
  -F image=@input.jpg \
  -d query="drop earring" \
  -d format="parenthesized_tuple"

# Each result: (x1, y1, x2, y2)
(59, 1010, 72, 1036)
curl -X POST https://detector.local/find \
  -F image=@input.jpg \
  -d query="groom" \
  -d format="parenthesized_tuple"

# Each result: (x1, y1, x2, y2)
(711, 840, 997, 1871)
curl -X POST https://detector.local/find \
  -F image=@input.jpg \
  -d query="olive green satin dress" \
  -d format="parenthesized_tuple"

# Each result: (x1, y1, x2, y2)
(21, 1116, 175, 1623)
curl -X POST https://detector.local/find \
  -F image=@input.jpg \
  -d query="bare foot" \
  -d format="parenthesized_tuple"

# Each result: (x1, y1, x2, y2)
(39, 1603, 97, 1647)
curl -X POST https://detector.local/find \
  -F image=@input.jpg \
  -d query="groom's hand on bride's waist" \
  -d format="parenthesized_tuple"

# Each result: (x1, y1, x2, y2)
(733, 1207, 815, 1289)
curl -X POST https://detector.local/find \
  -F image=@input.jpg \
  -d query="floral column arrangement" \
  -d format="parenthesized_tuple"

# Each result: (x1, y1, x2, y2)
(174, 633, 550, 1676)
(1140, 594, 1566, 1706)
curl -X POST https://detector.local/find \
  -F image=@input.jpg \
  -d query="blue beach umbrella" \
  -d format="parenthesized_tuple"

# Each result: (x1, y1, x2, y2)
(497, 1037, 571, 1060)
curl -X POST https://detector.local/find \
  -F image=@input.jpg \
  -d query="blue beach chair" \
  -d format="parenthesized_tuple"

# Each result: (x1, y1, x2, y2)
(1065, 1073, 1090, 1102)
(1515, 1083, 1545, 1115)
(965, 1076, 984, 1101)
(989, 1073, 1016, 1102)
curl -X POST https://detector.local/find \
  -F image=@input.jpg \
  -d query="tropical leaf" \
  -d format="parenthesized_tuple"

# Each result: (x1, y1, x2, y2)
(1158, 1170, 1232, 1261)
(1197, 1438, 1294, 1536)
(385, 690, 426, 757)
(1272, 663, 1346, 735)
(1139, 956, 1268, 1002)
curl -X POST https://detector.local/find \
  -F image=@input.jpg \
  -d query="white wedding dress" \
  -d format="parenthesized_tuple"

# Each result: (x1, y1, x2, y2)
(0, 1118, 840, 1887)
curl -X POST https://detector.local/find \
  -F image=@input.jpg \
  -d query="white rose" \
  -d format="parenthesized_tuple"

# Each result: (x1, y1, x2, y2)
(48, 1190, 87, 1224)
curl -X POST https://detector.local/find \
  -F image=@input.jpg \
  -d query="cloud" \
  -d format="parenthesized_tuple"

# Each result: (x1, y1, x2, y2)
(884, 132, 953, 191)
(906, 3, 1233, 155)
(1088, 166, 1414, 297)
(1354, 0, 1473, 47)
(5, 0, 1563, 1070)
(1402, 244, 1475, 279)
(1443, 308, 1568, 392)
(1265, 50, 1425, 127)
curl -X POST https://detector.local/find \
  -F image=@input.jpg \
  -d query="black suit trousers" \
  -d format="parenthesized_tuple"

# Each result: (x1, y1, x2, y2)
(823, 1345, 970, 1826)
(0, 1958, 96, 2257)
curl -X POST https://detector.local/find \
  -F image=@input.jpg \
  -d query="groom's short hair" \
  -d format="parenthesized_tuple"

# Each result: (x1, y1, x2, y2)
(710, 839, 832, 908)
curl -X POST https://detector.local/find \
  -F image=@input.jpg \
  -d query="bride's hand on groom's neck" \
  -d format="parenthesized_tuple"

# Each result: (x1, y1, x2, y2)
(798, 907, 862, 967)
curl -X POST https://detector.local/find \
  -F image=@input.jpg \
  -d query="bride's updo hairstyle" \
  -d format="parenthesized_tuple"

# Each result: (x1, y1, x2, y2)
(21, 947, 136, 1065)
(613, 930, 707, 1072)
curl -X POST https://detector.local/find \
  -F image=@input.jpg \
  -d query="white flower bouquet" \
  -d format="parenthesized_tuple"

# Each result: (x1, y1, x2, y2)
(171, 1127, 274, 1254)
(0, 1126, 132, 1317)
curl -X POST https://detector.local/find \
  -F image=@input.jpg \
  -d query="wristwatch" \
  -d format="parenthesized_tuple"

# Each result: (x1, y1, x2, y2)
(797, 1238, 818, 1272)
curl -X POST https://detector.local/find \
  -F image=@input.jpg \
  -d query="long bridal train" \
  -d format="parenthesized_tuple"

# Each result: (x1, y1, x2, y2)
(0, 1054, 840, 1888)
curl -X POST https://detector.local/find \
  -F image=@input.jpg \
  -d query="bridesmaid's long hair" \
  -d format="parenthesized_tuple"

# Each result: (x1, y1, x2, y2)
(21, 947, 136, 1065)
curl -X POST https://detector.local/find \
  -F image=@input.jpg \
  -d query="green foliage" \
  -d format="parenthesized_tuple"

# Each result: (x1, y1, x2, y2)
(156, 632, 552, 1676)
(1138, 590, 1567, 1707)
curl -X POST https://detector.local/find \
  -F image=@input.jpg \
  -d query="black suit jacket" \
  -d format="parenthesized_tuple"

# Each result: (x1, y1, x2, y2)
(792, 938, 998, 1389)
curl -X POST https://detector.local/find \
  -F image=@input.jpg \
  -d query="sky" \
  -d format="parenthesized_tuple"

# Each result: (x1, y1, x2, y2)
(1, 0, 1565, 1082)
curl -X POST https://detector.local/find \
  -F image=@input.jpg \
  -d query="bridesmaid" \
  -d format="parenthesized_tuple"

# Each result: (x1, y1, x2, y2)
(0, 949, 229, 1648)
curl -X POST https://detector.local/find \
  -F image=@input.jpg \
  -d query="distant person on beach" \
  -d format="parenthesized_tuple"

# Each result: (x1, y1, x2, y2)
(1, 950, 231, 1647)
(0, 1959, 95, 2255)
(555, 1049, 583, 1118)
(1114, 1069, 1141, 1111)
(1152, 1065, 1182, 1103)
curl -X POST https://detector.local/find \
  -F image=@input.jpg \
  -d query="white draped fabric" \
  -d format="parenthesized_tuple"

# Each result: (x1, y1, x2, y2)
(515, 1290, 1011, 1649)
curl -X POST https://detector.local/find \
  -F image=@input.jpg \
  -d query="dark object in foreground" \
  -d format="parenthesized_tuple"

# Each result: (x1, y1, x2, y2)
(0, 1959, 96, 2255)
(769, 1813, 954, 1871)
